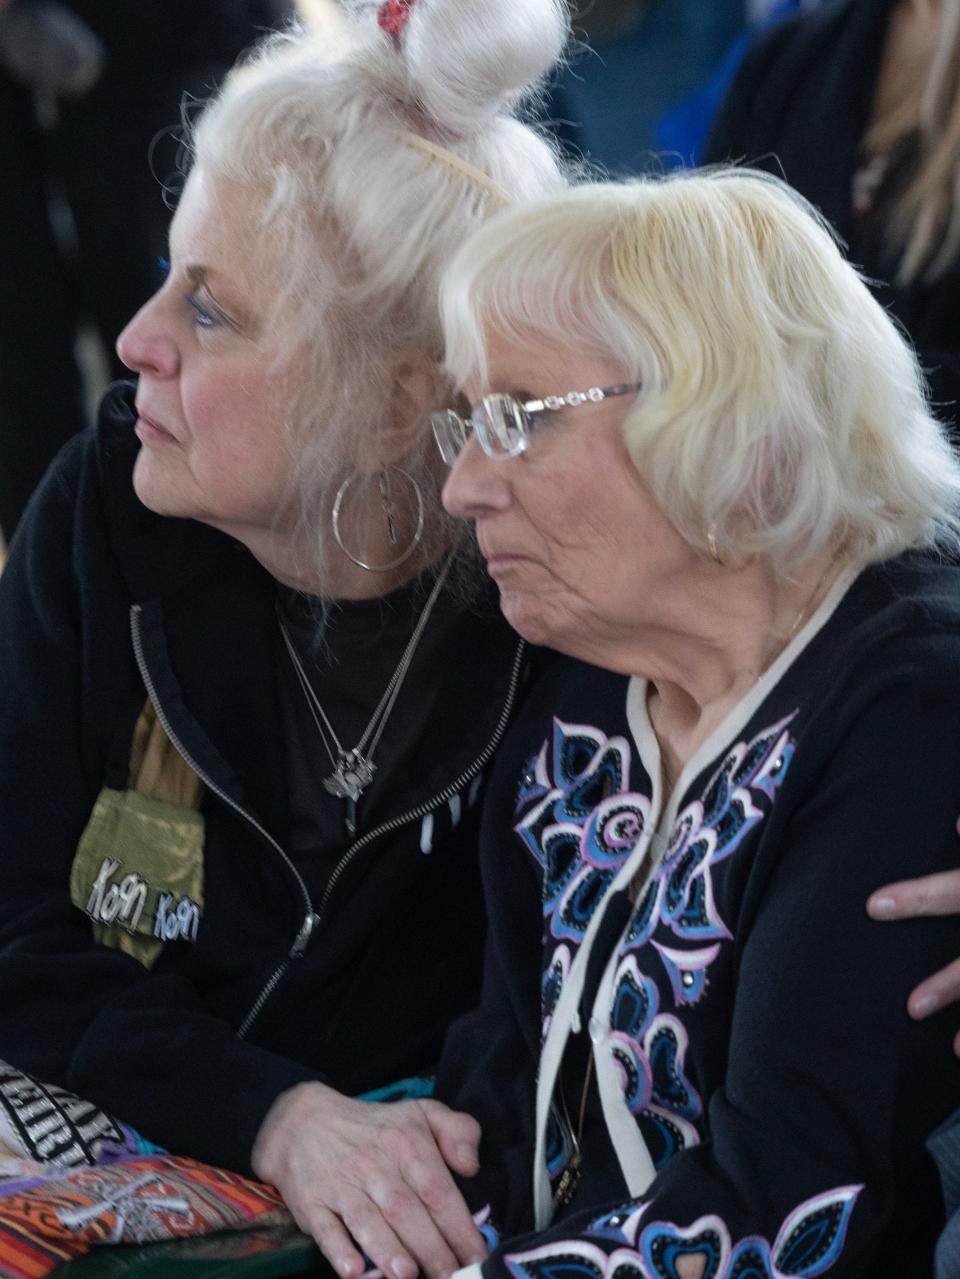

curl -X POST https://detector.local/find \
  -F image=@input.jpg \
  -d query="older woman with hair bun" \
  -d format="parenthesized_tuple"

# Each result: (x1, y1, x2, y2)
(434, 170, 960, 1276)
(0, 1, 568, 1275)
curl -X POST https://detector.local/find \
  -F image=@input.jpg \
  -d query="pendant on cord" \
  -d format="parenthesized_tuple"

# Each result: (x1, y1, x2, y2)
(552, 1153, 582, 1210)
(323, 749, 376, 802)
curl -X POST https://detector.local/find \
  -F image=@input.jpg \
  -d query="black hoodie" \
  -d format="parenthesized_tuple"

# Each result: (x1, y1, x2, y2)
(0, 382, 526, 1173)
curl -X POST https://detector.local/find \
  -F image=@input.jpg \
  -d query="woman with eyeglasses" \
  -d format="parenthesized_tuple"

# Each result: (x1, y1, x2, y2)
(431, 169, 960, 1277)
(0, 1, 569, 1275)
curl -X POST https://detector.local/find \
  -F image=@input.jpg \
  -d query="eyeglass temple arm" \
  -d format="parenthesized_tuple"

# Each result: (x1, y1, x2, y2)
(521, 383, 642, 414)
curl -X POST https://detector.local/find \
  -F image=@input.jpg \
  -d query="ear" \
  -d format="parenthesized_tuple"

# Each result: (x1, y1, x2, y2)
(360, 356, 446, 471)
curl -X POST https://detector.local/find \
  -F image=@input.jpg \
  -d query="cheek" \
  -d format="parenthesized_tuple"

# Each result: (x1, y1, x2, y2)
(184, 372, 290, 482)
(521, 469, 617, 576)
(139, 369, 295, 523)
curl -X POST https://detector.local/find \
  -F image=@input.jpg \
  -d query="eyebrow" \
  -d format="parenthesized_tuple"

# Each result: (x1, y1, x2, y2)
(484, 381, 543, 401)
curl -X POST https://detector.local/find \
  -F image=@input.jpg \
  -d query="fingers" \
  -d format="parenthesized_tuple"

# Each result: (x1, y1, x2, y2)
(318, 1165, 480, 1279)
(398, 1141, 487, 1267)
(251, 1087, 484, 1279)
(307, 1122, 483, 1279)
(421, 1099, 482, 1177)
(907, 954, 960, 1021)
(368, 1176, 460, 1279)
(301, 1204, 369, 1279)
(339, 1186, 422, 1279)
(867, 867, 960, 920)
(366, 1116, 484, 1275)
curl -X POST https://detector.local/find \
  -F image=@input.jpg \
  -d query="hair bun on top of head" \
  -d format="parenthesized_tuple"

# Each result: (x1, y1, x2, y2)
(370, 0, 569, 138)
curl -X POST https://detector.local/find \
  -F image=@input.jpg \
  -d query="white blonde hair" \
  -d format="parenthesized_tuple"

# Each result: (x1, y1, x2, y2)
(185, 0, 569, 582)
(441, 168, 960, 570)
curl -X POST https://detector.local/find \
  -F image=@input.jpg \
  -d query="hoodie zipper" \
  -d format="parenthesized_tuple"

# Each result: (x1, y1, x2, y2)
(130, 603, 526, 1038)
(312, 636, 527, 931)
(130, 606, 319, 1031)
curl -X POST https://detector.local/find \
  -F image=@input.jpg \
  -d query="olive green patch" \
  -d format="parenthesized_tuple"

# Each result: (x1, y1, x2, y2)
(70, 788, 205, 969)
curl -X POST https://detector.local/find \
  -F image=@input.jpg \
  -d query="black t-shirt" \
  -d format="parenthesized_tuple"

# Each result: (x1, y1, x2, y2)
(275, 567, 462, 900)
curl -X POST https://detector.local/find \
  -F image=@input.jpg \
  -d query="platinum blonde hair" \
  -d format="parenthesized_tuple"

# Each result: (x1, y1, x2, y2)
(441, 168, 960, 570)
(186, 0, 569, 585)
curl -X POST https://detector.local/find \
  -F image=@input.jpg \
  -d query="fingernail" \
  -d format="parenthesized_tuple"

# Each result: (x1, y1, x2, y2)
(391, 1260, 413, 1279)
(914, 994, 939, 1017)
(457, 1144, 479, 1166)
(869, 896, 897, 919)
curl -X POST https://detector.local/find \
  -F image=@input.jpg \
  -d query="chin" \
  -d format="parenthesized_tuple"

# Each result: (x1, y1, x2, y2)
(132, 452, 198, 520)
(497, 590, 557, 649)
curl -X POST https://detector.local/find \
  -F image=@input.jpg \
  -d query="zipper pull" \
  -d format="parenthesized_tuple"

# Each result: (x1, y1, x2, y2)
(290, 911, 320, 958)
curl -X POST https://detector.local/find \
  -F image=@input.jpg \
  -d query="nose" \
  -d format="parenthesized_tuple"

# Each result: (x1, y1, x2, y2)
(116, 292, 179, 379)
(442, 434, 513, 518)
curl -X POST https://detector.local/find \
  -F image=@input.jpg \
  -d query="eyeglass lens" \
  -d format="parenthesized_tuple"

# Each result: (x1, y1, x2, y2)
(431, 409, 467, 465)
(472, 395, 530, 458)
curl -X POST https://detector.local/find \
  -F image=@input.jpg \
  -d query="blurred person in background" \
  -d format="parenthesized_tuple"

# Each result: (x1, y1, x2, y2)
(0, 0, 290, 542)
(703, 0, 960, 439)
(541, 0, 744, 175)
(655, 0, 827, 165)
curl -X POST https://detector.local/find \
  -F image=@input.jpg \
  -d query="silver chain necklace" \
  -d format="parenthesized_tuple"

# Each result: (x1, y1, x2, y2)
(278, 555, 453, 829)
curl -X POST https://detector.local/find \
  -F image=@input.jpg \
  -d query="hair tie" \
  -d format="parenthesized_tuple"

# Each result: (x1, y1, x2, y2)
(377, 0, 416, 42)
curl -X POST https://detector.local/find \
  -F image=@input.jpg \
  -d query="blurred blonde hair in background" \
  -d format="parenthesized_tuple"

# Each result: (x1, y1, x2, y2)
(866, 0, 960, 284)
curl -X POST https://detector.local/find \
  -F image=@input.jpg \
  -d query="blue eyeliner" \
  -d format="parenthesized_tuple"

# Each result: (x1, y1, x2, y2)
(183, 293, 221, 329)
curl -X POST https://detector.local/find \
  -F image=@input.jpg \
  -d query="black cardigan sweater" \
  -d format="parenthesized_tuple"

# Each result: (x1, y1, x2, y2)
(438, 554, 960, 1278)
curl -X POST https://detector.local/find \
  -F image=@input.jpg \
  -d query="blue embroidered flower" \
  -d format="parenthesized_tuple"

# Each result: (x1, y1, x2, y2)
(504, 1185, 861, 1279)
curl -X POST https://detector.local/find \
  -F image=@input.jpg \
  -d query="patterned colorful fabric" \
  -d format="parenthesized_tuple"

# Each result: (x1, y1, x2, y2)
(505, 1186, 861, 1279)
(0, 1061, 289, 1279)
(518, 713, 795, 1187)
(0, 1061, 161, 1184)
(0, 1157, 288, 1278)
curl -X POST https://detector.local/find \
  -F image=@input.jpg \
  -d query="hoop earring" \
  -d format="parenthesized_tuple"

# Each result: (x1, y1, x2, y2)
(706, 524, 725, 566)
(332, 468, 425, 573)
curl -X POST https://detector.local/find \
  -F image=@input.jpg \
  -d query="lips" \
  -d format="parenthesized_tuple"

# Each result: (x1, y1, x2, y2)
(482, 551, 531, 573)
(135, 407, 179, 445)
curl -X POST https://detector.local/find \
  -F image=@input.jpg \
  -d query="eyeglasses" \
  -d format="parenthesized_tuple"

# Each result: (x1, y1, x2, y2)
(431, 382, 643, 465)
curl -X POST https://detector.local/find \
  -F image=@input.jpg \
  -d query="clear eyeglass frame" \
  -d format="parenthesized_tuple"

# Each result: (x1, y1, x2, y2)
(431, 382, 643, 465)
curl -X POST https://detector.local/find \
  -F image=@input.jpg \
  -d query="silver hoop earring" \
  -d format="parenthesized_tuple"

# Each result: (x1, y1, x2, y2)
(332, 469, 425, 573)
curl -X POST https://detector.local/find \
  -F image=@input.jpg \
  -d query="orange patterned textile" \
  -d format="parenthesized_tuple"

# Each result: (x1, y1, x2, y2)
(0, 1156, 288, 1278)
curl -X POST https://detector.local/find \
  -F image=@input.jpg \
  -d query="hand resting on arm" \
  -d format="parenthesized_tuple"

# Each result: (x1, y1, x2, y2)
(868, 816, 960, 1050)
(252, 1081, 487, 1279)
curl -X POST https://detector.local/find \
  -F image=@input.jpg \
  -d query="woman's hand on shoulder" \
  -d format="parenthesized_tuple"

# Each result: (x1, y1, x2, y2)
(251, 1081, 486, 1279)
(868, 822, 960, 1053)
